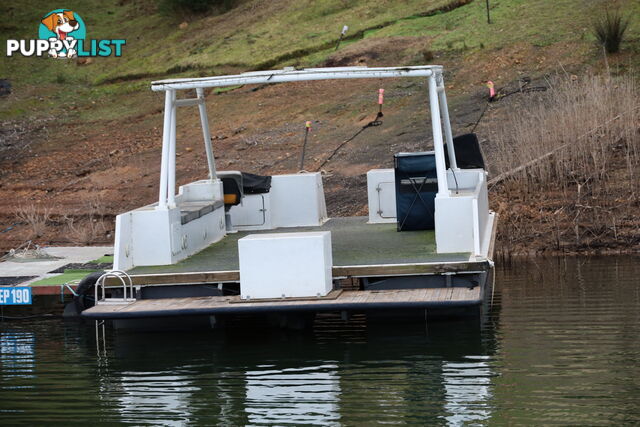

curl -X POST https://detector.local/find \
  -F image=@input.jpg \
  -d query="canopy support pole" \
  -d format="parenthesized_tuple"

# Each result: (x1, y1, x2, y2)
(167, 93, 177, 208)
(428, 74, 449, 197)
(437, 76, 458, 170)
(157, 90, 175, 209)
(196, 88, 217, 180)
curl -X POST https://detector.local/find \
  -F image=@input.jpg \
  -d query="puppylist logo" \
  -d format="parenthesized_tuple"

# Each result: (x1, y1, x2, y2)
(6, 9, 125, 58)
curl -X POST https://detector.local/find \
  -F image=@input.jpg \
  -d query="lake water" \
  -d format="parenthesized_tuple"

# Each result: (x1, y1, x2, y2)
(1, 256, 639, 425)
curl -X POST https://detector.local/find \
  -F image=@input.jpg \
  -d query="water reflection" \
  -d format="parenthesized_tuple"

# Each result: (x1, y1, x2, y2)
(0, 331, 35, 381)
(1, 256, 639, 424)
(98, 318, 492, 425)
(245, 365, 340, 425)
(111, 372, 196, 426)
(441, 356, 493, 425)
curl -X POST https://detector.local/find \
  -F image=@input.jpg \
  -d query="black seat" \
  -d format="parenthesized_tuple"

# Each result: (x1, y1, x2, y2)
(444, 133, 485, 170)
(218, 171, 243, 208)
(218, 171, 272, 208)
(241, 172, 272, 194)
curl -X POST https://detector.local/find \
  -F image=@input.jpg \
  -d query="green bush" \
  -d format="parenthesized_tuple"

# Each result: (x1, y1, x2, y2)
(593, 9, 630, 53)
(157, 0, 235, 16)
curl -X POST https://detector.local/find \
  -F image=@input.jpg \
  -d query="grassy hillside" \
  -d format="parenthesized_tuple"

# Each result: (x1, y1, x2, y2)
(0, 0, 638, 254)
(2, 0, 638, 121)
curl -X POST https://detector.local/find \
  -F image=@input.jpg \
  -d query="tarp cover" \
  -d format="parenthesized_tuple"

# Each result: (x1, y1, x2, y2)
(241, 172, 272, 194)
(444, 133, 485, 170)
(394, 152, 437, 231)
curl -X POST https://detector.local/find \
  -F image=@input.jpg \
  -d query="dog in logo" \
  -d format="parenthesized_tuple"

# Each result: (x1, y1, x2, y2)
(40, 10, 79, 58)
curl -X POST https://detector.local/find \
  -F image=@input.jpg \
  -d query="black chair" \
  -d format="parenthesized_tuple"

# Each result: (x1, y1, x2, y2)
(218, 171, 243, 208)
(394, 152, 438, 231)
(218, 171, 272, 208)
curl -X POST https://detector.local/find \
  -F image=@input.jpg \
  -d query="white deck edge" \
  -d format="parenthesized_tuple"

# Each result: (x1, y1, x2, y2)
(478, 211, 497, 260)
(115, 259, 486, 287)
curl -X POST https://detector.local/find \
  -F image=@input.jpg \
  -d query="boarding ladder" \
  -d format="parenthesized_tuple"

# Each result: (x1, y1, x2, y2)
(94, 270, 135, 304)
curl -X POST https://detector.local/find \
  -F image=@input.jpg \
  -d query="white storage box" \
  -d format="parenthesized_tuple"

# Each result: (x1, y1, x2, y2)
(238, 231, 333, 299)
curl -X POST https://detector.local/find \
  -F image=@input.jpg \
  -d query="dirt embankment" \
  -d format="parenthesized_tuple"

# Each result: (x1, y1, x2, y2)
(0, 39, 638, 256)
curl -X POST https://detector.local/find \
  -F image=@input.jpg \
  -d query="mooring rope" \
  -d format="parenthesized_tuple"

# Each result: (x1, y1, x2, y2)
(317, 112, 384, 170)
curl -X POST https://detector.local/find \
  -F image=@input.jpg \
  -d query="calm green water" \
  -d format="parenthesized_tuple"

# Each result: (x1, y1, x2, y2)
(1, 256, 639, 425)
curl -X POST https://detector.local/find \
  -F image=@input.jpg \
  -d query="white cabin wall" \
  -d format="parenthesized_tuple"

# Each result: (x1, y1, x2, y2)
(445, 169, 483, 191)
(316, 174, 328, 224)
(434, 196, 476, 254)
(476, 173, 490, 251)
(178, 179, 223, 202)
(113, 179, 227, 269)
(366, 169, 396, 223)
(130, 207, 175, 266)
(228, 193, 272, 230)
(174, 207, 226, 263)
(436, 170, 489, 255)
(228, 173, 327, 231)
(113, 212, 133, 271)
(269, 173, 327, 228)
(114, 205, 227, 269)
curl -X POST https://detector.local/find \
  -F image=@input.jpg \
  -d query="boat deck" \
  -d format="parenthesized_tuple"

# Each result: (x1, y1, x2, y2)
(83, 287, 482, 319)
(129, 217, 471, 278)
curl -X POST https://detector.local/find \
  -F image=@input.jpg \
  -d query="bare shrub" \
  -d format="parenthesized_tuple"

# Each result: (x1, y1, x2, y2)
(65, 217, 106, 245)
(87, 195, 107, 219)
(14, 204, 52, 238)
(64, 197, 107, 245)
(593, 9, 630, 54)
(491, 74, 640, 191)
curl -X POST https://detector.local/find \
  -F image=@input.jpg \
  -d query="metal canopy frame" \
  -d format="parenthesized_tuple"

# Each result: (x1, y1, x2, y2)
(152, 65, 458, 209)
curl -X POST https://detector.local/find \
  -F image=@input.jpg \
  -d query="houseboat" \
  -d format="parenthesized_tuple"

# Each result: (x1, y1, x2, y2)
(80, 65, 497, 329)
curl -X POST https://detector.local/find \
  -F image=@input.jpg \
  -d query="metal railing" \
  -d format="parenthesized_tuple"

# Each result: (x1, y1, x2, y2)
(94, 270, 135, 305)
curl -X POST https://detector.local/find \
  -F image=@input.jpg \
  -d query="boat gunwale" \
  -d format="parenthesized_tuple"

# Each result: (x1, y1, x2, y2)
(102, 260, 491, 287)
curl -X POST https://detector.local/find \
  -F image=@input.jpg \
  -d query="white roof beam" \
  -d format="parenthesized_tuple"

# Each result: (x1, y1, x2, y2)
(151, 66, 439, 92)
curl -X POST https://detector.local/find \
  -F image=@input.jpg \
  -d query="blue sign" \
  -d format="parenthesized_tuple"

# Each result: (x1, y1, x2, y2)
(0, 287, 32, 305)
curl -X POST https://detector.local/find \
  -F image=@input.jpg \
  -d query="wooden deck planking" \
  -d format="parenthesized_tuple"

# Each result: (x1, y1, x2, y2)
(83, 287, 482, 319)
